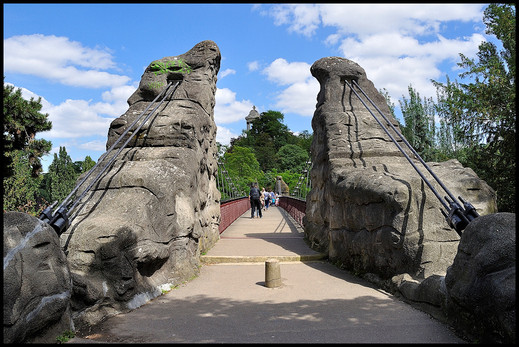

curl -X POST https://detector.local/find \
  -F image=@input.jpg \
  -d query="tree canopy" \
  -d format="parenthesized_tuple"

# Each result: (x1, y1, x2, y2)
(3, 81, 52, 177)
(223, 110, 313, 194)
(432, 3, 515, 212)
(3, 82, 97, 215)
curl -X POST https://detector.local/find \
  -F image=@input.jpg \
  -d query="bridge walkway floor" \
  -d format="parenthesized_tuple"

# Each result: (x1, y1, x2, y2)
(201, 205, 325, 263)
(68, 206, 467, 343)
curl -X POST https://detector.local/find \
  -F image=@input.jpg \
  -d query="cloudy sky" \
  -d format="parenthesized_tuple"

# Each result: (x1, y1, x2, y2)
(3, 3, 495, 171)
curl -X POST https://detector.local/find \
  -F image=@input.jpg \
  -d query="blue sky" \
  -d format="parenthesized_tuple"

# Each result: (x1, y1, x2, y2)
(3, 3, 495, 171)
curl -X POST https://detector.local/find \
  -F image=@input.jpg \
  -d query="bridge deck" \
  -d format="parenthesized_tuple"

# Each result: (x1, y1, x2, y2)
(202, 205, 325, 263)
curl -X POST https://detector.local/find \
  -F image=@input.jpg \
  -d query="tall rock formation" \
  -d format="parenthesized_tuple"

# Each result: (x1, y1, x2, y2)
(60, 40, 221, 328)
(304, 57, 497, 280)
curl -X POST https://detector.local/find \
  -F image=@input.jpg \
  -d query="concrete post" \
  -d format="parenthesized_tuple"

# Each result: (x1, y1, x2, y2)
(265, 258, 281, 288)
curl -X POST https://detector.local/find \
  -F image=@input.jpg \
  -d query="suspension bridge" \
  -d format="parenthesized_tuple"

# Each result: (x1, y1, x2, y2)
(45, 79, 475, 343)
(40, 79, 477, 238)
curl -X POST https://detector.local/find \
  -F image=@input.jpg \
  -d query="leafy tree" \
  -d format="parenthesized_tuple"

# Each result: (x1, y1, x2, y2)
(3, 81, 52, 177)
(399, 85, 437, 161)
(78, 155, 96, 174)
(223, 146, 262, 194)
(224, 110, 313, 196)
(40, 147, 79, 204)
(295, 130, 313, 156)
(3, 150, 48, 215)
(254, 139, 278, 172)
(432, 3, 515, 212)
(276, 144, 309, 173)
(249, 110, 293, 149)
(232, 110, 300, 171)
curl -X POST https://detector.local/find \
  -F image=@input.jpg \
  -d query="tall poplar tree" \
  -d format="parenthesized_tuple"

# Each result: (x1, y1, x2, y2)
(399, 85, 437, 161)
(40, 146, 79, 204)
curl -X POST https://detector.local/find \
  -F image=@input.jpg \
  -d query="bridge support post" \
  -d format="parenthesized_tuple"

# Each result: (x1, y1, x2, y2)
(265, 258, 281, 288)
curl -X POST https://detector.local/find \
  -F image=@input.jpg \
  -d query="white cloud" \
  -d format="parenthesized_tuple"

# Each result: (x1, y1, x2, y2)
(215, 125, 240, 146)
(3, 34, 131, 88)
(247, 61, 260, 72)
(268, 4, 320, 37)
(262, 58, 312, 85)
(261, 3, 487, 103)
(356, 56, 441, 101)
(286, 4, 321, 37)
(219, 68, 236, 79)
(274, 80, 319, 117)
(96, 84, 138, 117)
(341, 33, 485, 100)
(261, 59, 319, 117)
(78, 140, 106, 152)
(8, 82, 135, 139)
(317, 4, 484, 38)
(214, 88, 253, 124)
(44, 99, 115, 138)
(324, 33, 341, 46)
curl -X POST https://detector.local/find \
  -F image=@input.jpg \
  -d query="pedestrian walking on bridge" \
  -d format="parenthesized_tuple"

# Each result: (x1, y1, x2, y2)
(249, 183, 262, 218)
(264, 188, 270, 210)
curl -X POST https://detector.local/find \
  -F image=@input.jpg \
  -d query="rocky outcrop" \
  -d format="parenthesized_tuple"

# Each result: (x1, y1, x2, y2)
(392, 212, 515, 344)
(304, 57, 497, 280)
(275, 176, 290, 196)
(3, 212, 73, 344)
(443, 212, 515, 343)
(60, 40, 221, 329)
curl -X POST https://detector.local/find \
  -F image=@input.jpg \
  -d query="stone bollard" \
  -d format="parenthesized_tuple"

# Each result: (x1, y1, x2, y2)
(265, 258, 281, 288)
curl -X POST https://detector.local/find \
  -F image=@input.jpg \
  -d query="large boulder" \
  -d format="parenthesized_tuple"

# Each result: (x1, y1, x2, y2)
(443, 212, 516, 343)
(304, 57, 497, 279)
(60, 40, 221, 329)
(392, 212, 515, 343)
(3, 212, 73, 344)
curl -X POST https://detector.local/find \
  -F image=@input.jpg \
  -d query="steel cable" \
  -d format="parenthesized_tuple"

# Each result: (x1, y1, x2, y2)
(350, 80, 466, 211)
(41, 81, 180, 232)
(344, 79, 477, 233)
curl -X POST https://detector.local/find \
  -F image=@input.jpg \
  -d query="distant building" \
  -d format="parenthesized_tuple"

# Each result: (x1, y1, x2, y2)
(245, 106, 260, 131)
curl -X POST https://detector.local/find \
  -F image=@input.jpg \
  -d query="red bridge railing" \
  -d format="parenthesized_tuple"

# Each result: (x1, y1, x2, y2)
(219, 196, 306, 233)
(278, 196, 306, 227)
(219, 197, 250, 234)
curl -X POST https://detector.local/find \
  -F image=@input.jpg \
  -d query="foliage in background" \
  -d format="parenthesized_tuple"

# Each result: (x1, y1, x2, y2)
(3, 81, 52, 178)
(399, 85, 438, 162)
(276, 144, 309, 173)
(231, 110, 306, 172)
(3, 150, 48, 215)
(432, 3, 515, 212)
(39, 147, 95, 205)
(223, 110, 312, 195)
(222, 146, 263, 195)
(3, 81, 99, 215)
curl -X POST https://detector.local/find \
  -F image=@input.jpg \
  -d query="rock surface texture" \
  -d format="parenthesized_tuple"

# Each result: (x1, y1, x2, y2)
(304, 57, 497, 280)
(3, 212, 73, 344)
(275, 175, 290, 196)
(443, 212, 516, 343)
(393, 212, 516, 344)
(60, 40, 221, 329)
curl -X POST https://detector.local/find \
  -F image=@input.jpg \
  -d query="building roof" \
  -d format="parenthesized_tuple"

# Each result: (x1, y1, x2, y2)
(245, 106, 260, 121)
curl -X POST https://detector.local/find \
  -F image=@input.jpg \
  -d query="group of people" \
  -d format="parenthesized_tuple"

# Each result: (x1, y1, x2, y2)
(248, 183, 279, 218)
